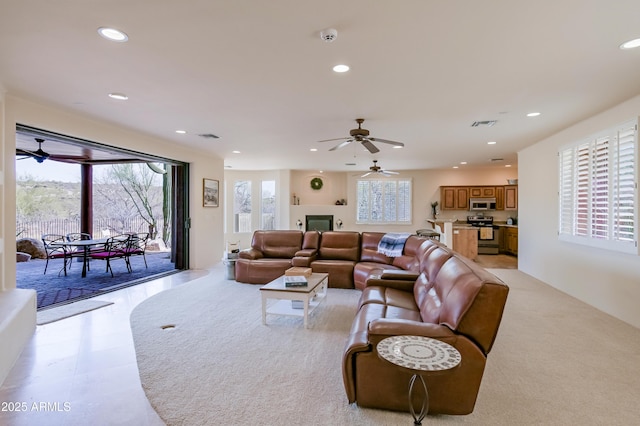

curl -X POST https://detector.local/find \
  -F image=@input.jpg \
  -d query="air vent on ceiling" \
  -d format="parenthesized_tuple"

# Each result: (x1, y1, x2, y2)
(471, 120, 497, 127)
(491, 158, 504, 162)
(345, 162, 357, 166)
(198, 133, 220, 139)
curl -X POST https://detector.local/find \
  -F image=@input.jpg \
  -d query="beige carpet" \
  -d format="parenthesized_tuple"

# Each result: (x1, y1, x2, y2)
(37, 299, 114, 325)
(130, 269, 640, 425)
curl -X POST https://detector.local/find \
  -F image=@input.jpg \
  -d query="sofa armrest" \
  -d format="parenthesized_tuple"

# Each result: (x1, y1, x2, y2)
(364, 269, 417, 291)
(294, 248, 317, 257)
(367, 318, 456, 343)
(342, 331, 371, 403)
(238, 248, 264, 260)
(379, 269, 420, 281)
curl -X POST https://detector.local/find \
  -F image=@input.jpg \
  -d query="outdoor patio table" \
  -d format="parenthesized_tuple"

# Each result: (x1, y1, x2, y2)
(51, 238, 108, 278)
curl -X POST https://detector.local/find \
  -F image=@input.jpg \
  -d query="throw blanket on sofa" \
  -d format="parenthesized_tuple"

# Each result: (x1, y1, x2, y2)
(377, 233, 412, 257)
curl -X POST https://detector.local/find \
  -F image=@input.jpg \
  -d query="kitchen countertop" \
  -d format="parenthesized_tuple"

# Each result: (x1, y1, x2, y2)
(494, 222, 518, 228)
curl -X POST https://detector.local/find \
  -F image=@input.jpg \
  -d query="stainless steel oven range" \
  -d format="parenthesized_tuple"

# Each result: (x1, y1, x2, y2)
(467, 215, 500, 255)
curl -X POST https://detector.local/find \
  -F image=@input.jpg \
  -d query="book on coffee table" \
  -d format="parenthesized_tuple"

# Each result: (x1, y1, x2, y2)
(284, 275, 308, 287)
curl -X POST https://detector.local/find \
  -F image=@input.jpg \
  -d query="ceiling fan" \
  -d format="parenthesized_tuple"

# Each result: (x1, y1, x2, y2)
(318, 118, 404, 154)
(360, 160, 399, 177)
(16, 138, 89, 164)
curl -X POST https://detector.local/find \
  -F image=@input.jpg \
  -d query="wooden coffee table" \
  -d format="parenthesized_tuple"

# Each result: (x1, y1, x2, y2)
(260, 272, 328, 328)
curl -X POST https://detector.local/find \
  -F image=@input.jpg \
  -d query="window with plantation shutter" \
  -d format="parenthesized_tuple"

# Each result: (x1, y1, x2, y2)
(356, 178, 412, 224)
(558, 119, 638, 254)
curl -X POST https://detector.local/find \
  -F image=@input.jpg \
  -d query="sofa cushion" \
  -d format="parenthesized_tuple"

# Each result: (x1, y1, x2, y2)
(390, 235, 425, 271)
(359, 286, 420, 312)
(252, 230, 303, 258)
(310, 260, 356, 289)
(234, 258, 293, 284)
(317, 231, 361, 261)
(360, 232, 394, 264)
(417, 255, 509, 354)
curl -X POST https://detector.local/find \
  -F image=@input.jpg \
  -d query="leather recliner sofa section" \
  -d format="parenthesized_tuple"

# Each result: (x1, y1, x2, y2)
(234, 230, 307, 284)
(234, 230, 427, 287)
(342, 239, 509, 415)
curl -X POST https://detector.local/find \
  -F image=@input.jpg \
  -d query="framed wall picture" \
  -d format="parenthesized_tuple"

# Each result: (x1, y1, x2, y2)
(203, 178, 219, 207)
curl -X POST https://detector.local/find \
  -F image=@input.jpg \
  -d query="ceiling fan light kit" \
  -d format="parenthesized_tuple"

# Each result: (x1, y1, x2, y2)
(318, 118, 404, 154)
(361, 160, 399, 177)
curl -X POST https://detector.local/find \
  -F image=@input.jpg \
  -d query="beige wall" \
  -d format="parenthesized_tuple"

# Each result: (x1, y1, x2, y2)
(2, 95, 225, 292)
(225, 166, 518, 249)
(519, 94, 640, 329)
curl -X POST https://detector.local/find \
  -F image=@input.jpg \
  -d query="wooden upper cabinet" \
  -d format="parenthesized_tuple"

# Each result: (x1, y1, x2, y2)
(441, 185, 516, 211)
(495, 186, 505, 210)
(470, 186, 496, 198)
(441, 186, 469, 210)
(505, 185, 518, 210)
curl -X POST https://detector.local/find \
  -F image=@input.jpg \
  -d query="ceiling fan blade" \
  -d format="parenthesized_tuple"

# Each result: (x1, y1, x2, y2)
(361, 140, 380, 154)
(369, 137, 404, 147)
(329, 140, 353, 151)
(318, 137, 350, 143)
(361, 171, 373, 177)
(381, 170, 399, 175)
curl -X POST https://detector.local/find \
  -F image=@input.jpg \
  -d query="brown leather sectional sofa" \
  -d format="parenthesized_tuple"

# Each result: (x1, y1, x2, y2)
(235, 230, 427, 288)
(236, 230, 509, 415)
(343, 239, 509, 415)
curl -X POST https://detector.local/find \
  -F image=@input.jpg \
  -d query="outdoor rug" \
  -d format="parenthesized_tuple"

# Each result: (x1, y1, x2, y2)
(17, 252, 176, 309)
(37, 299, 114, 325)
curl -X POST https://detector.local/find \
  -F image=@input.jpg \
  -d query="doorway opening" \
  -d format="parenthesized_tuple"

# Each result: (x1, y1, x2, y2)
(15, 125, 190, 309)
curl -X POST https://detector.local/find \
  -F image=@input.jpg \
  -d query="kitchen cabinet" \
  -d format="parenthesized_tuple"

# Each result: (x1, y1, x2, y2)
(470, 186, 496, 198)
(501, 226, 518, 255)
(452, 227, 478, 260)
(495, 186, 505, 210)
(441, 186, 469, 210)
(505, 185, 518, 210)
(440, 185, 517, 211)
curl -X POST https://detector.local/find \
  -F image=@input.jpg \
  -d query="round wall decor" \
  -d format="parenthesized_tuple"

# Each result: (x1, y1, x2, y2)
(310, 177, 323, 190)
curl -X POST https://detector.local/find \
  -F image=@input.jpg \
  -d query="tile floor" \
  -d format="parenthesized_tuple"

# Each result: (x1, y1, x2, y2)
(0, 267, 213, 426)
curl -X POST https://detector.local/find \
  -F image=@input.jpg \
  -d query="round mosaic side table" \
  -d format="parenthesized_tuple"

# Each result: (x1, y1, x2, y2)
(377, 335, 462, 425)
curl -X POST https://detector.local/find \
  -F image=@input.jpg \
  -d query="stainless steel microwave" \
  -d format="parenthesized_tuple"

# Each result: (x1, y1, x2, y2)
(470, 198, 496, 211)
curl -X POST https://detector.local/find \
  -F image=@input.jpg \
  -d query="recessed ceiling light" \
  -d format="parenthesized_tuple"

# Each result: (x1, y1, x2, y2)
(460, 161, 467, 165)
(527, 112, 541, 117)
(333, 64, 350, 73)
(505, 164, 512, 168)
(487, 141, 497, 145)
(310, 148, 318, 152)
(175, 130, 187, 134)
(453, 166, 459, 169)
(232, 150, 241, 154)
(620, 38, 640, 50)
(108, 93, 128, 100)
(97, 27, 128, 42)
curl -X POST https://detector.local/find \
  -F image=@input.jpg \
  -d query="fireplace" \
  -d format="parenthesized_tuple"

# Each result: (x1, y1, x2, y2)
(305, 215, 333, 232)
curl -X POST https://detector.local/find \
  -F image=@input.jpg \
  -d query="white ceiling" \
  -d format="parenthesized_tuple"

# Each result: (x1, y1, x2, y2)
(2, 1, 640, 172)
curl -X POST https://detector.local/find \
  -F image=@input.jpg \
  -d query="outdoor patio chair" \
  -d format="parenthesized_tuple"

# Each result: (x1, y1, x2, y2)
(67, 232, 91, 269)
(89, 234, 132, 277)
(41, 234, 71, 276)
(124, 232, 149, 269)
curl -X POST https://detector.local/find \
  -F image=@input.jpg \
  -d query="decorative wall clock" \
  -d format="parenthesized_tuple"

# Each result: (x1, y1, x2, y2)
(310, 177, 323, 190)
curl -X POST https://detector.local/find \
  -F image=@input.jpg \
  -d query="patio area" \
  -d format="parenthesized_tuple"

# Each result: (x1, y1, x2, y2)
(16, 251, 177, 310)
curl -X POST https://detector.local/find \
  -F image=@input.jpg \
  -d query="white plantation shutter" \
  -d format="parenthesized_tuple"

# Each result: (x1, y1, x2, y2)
(613, 126, 636, 242)
(356, 178, 412, 224)
(559, 119, 638, 254)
